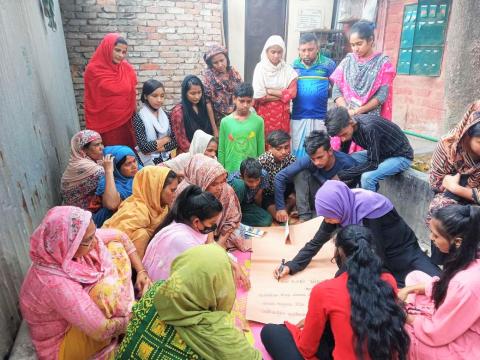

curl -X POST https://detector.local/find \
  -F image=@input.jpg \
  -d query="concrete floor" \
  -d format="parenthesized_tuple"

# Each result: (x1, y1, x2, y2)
(407, 135, 437, 155)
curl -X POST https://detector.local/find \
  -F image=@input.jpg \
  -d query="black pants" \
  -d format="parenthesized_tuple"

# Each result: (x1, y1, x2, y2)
(386, 242, 442, 287)
(261, 323, 334, 360)
(364, 211, 442, 287)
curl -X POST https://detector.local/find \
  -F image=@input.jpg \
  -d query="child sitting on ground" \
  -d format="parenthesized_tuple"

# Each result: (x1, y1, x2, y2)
(228, 157, 272, 227)
(218, 83, 265, 172)
(258, 130, 296, 220)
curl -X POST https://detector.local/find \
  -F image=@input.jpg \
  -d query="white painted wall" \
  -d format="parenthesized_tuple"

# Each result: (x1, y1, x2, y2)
(227, 0, 246, 78)
(286, 0, 335, 64)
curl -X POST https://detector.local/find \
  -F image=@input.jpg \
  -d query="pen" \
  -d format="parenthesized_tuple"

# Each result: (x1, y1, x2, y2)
(277, 258, 285, 282)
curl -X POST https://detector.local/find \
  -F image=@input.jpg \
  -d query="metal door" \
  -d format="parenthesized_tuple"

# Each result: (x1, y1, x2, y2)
(244, 0, 288, 83)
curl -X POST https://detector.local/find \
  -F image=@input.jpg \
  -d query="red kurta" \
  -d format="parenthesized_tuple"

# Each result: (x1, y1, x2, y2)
(254, 80, 297, 137)
(169, 104, 190, 154)
(286, 272, 397, 360)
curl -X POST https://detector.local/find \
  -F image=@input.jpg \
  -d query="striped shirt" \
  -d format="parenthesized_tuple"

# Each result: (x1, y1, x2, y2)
(338, 114, 413, 181)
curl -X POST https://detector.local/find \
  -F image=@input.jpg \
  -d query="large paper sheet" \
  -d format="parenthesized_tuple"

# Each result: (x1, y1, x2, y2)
(246, 217, 338, 324)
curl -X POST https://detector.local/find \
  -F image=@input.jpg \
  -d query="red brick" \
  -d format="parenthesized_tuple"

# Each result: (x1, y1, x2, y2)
(140, 63, 161, 71)
(61, 0, 227, 128)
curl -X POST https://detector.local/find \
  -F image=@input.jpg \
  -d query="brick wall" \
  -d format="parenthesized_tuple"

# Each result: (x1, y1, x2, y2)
(60, 0, 223, 128)
(376, 0, 446, 137)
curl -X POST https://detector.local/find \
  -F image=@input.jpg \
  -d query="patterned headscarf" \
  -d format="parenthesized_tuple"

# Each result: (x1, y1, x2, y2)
(430, 100, 480, 191)
(174, 154, 241, 239)
(203, 45, 242, 122)
(61, 130, 104, 192)
(29, 206, 111, 284)
(203, 44, 229, 67)
(330, 52, 395, 120)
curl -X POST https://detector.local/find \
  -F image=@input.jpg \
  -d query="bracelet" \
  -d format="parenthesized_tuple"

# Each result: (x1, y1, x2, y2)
(137, 269, 148, 276)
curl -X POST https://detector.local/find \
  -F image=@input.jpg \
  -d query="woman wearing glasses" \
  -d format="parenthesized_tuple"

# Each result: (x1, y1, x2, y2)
(19, 206, 151, 359)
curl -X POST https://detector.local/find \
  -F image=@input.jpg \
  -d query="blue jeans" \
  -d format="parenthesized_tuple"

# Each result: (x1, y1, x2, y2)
(350, 151, 412, 192)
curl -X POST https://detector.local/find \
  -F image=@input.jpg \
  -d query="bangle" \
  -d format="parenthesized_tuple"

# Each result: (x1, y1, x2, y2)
(137, 269, 147, 276)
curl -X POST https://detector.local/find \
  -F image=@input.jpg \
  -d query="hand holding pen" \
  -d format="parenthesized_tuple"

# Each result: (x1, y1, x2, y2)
(274, 258, 290, 281)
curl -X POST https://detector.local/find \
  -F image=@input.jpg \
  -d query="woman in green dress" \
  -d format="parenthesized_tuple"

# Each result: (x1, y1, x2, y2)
(116, 243, 261, 360)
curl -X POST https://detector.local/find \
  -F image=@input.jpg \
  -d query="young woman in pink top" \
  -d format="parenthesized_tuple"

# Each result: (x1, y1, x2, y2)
(143, 184, 223, 281)
(399, 204, 480, 359)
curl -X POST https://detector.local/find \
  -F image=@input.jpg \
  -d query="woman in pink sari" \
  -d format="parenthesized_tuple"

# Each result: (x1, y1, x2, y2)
(331, 20, 395, 153)
(19, 206, 151, 360)
(143, 185, 223, 281)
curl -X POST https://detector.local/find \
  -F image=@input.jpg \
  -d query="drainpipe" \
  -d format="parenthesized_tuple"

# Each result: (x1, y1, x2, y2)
(403, 130, 439, 143)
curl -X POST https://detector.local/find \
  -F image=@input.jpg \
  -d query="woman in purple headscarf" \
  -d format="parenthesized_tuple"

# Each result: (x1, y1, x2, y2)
(275, 180, 440, 286)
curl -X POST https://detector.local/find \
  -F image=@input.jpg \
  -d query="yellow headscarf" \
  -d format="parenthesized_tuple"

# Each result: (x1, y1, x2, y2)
(103, 166, 173, 257)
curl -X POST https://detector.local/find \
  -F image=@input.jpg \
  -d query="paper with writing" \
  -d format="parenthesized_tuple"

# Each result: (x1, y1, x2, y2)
(246, 217, 337, 324)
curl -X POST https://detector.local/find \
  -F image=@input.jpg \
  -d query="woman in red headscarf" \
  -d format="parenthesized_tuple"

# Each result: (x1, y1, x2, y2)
(84, 33, 137, 148)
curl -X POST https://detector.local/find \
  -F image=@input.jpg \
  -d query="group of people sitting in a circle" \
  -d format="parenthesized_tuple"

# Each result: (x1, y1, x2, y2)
(18, 19, 480, 360)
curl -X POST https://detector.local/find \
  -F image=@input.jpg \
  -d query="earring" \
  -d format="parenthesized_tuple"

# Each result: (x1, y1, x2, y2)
(454, 237, 463, 248)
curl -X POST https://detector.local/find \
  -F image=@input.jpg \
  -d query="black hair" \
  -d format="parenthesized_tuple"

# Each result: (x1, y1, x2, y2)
(114, 37, 128, 46)
(234, 83, 254, 98)
(467, 122, 480, 138)
(325, 107, 351, 137)
(299, 32, 318, 45)
(208, 137, 219, 145)
(267, 130, 291, 147)
(431, 205, 480, 308)
(349, 20, 375, 41)
(116, 154, 130, 171)
(304, 130, 331, 155)
(240, 157, 263, 179)
(204, 52, 231, 71)
(336, 225, 410, 360)
(156, 185, 223, 232)
(141, 79, 164, 104)
(163, 170, 178, 188)
(181, 75, 211, 140)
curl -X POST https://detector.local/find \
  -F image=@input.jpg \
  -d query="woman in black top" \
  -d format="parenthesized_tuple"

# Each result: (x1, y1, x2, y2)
(275, 180, 441, 286)
(133, 79, 177, 165)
